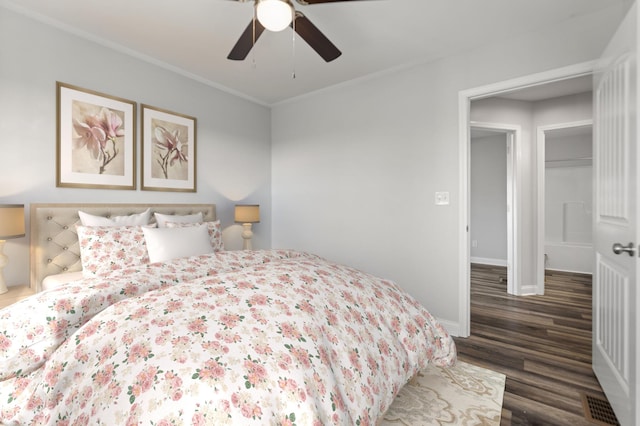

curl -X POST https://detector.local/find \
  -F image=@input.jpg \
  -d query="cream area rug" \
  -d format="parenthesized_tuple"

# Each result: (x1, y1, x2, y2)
(382, 361, 506, 426)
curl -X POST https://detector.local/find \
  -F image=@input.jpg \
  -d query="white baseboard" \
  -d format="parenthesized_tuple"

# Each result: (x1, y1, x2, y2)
(470, 257, 507, 267)
(545, 267, 592, 275)
(518, 284, 540, 296)
(437, 317, 461, 337)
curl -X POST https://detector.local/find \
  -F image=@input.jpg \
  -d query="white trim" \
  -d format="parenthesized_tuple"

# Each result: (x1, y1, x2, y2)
(519, 285, 539, 296)
(470, 257, 508, 267)
(507, 132, 517, 294)
(460, 61, 596, 101)
(436, 318, 461, 338)
(458, 60, 596, 337)
(545, 267, 593, 275)
(273, 57, 437, 107)
(470, 122, 521, 295)
(458, 92, 471, 337)
(536, 119, 593, 296)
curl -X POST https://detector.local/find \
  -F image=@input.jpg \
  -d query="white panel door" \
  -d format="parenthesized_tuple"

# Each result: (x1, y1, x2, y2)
(593, 3, 638, 425)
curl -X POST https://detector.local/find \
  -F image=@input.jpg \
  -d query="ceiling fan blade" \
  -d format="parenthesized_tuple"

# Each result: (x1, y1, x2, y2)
(227, 19, 266, 60)
(292, 13, 341, 62)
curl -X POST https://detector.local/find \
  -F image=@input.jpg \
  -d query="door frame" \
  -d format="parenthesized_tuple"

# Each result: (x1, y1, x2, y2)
(470, 123, 519, 295)
(457, 60, 595, 337)
(536, 119, 594, 294)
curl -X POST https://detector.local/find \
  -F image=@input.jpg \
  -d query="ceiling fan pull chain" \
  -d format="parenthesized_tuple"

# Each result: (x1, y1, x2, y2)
(291, 10, 296, 79)
(252, 6, 257, 68)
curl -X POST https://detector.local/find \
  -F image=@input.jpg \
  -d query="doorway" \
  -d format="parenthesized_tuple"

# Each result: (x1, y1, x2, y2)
(469, 124, 518, 294)
(536, 121, 594, 293)
(457, 61, 595, 337)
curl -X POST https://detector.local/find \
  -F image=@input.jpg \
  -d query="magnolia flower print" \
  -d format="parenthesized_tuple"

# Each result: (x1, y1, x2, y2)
(72, 106, 125, 174)
(153, 123, 188, 179)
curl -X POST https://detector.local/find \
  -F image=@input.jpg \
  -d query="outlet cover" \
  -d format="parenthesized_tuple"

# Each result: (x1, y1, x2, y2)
(435, 192, 450, 205)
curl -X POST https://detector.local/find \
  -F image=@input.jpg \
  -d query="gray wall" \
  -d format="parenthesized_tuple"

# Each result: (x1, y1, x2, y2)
(0, 7, 272, 286)
(545, 131, 593, 245)
(0, 1, 629, 334)
(271, 8, 621, 332)
(470, 134, 508, 264)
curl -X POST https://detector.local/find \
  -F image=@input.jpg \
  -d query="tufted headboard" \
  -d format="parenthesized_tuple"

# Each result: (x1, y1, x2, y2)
(30, 203, 216, 293)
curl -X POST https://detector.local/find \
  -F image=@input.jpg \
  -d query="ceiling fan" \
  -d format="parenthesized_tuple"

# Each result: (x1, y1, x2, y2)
(227, 0, 364, 62)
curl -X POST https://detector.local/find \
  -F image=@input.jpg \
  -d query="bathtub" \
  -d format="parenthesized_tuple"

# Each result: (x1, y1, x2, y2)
(544, 241, 593, 274)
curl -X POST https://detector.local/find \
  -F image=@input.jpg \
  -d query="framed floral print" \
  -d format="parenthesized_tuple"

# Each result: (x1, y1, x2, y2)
(56, 82, 136, 189)
(141, 104, 196, 192)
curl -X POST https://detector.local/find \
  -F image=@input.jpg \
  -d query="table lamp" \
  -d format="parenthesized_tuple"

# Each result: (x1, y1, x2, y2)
(0, 204, 25, 294)
(234, 204, 260, 250)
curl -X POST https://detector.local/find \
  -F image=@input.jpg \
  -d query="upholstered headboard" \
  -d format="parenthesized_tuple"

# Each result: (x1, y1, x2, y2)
(30, 203, 216, 292)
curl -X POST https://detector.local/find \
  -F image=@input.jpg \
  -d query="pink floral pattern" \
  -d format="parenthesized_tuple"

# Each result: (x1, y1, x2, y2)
(0, 250, 456, 424)
(76, 225, 150, 276)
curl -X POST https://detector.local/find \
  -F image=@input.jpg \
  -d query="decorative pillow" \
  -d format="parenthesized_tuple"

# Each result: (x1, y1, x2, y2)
(154, 212, 203, 228)
(78, 208, 152, 227)
(77, 226, 149, 277)
(142, 223, 213, 263)
(166, 220, 224, 251)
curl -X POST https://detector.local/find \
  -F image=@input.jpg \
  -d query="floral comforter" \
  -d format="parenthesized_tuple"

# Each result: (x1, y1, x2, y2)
(0, 250, 456, 425)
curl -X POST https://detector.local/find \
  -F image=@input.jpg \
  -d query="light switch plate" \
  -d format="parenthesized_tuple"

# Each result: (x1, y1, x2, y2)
(435, 191, 450, 205)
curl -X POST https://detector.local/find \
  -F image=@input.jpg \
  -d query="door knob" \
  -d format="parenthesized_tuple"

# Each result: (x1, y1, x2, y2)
(612, 242, 636, 256)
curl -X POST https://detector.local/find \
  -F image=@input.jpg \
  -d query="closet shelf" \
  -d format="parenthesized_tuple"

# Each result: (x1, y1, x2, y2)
(545, 157, 592, 167)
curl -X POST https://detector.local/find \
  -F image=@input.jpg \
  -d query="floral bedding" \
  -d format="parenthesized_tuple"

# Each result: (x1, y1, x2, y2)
(0, 250, 456, 425)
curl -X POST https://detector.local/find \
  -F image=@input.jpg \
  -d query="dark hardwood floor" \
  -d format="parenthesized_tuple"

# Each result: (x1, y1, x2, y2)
(453, 264, 617, 426)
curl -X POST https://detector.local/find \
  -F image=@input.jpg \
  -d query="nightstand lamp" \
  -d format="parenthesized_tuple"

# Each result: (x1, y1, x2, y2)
(234, 204, 260, 250)
(0, 204, 25, 295)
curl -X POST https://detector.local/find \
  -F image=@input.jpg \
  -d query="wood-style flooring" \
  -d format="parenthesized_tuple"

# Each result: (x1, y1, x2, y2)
(453, 264, 616, 426)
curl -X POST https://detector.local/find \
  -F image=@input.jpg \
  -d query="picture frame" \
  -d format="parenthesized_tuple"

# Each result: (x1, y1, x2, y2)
(141, 104, 197, 192)
(56, 82, 136, 189)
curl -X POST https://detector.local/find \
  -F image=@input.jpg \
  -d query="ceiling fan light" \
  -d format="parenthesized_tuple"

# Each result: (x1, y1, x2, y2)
(256, 0, 293, 32)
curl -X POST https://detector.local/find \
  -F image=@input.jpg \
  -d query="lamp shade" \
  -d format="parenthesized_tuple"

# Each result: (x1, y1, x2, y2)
(256, 0, 293, 32)
(235, 204, 260, 223)
(0, 205, 25, 239)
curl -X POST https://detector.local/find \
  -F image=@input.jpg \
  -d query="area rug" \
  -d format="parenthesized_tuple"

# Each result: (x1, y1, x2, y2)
(381, 361, 506, 426)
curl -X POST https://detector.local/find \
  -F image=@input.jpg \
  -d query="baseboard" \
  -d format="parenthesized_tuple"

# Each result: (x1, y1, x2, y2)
(546, 267, 592, 276)
(518, 285, 539, 295)
(470, 257, 507, 267)
(437, 317, 461, 337)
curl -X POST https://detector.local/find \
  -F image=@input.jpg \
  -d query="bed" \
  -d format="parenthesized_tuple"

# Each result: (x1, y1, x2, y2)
(0, 203, 456, 425)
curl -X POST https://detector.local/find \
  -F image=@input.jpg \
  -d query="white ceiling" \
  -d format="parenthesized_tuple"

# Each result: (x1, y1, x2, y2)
(2, 0, 632, 105)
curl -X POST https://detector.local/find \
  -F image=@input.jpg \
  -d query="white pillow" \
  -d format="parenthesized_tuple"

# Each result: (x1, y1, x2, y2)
(142, 223, 213, 263)
(154, 212, 203, 228)
(166, 220, 224, 252)
(79, 208, 152, 227)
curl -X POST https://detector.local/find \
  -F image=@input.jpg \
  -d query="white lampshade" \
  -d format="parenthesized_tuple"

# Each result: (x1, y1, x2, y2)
(0, 205, 25, 239)
(235, 205, 260, 224)
(256, 0, 293, 32)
